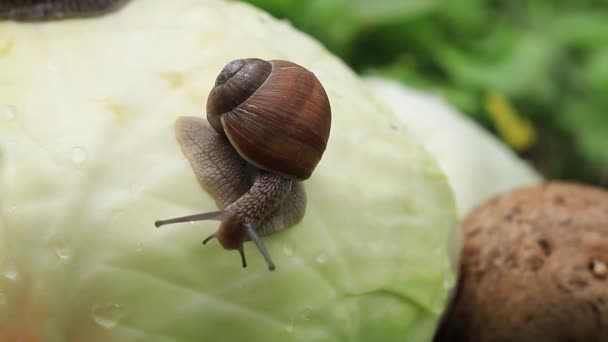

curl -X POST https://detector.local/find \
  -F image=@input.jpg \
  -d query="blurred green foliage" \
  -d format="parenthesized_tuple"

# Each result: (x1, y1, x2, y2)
(243, 0, 608, 187)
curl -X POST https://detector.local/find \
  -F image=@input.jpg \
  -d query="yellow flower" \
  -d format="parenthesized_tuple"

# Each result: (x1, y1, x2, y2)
(485, 92, 537, 151)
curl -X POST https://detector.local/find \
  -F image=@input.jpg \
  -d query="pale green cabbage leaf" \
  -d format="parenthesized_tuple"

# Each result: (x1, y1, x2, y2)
(0, 1, 457, 341)
(366, 77, 542, 218)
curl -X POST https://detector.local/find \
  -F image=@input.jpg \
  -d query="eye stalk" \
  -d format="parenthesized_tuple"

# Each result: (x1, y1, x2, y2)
(155, 211, 275, 271)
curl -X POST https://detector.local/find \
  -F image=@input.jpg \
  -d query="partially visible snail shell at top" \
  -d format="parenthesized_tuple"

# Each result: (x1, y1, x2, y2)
(155, 58, 332, 271)
(0, 0, 130, 21)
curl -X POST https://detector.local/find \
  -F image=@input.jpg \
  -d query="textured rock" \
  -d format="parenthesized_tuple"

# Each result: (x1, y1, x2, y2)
(435, 182, 608, 342)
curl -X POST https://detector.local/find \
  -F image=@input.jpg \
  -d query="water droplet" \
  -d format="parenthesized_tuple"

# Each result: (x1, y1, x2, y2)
(6, 205, 17, 213)
(315, 252, 327, 264)
(429, 287, 448, 315)
(300, 307, 312, 321)
(282, 245, 294, 257)
(92, 303, 124, 329)
(127, 180, 138, 192)
(3, 263, 17, 280)
(283, 245, 293, 257)
(430, 304, 442, 315)
(56, 246, 70, 260)
(71, 146, 88, 165)
(443, 272, 456, 290)
(0, 293, 5, 305)
(311, 68, 323, 77)
(285, 323, 294, 333)
(51, 234, 70, 261)
(135, 242, 143, 253)
(257, 14, 270, 23)
(1, 105, 17, 121)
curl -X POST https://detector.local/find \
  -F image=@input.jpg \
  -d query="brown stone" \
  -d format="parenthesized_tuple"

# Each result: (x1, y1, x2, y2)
(434, 182, 608, 342)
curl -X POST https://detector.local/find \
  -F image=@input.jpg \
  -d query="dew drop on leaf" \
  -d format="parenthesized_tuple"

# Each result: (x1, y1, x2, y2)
(301, 307, 312, 321)
(1, 105, 17, 121)
(282, 245, 294, 257)
(51, 234, 70, 261)
(3, 263, 17, 280)
(71, 146, 88, 165)
(92, 303, 124, 329)
(315, 252, 327, 264)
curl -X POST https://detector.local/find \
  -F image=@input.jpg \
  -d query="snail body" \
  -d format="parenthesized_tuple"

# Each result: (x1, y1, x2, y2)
(156, 58, 331, 271)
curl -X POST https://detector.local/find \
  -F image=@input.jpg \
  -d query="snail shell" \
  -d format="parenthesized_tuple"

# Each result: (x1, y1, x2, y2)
(206, 58, 331, 180)
(0, 0, 129, 20)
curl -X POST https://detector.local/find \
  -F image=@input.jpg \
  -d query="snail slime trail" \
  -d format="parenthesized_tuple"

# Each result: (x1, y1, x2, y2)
(156, 58, 331, 271)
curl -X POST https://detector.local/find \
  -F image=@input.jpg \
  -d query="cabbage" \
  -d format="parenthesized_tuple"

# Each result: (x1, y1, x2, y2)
(365, 77, 542, 218)
(0, 0, 457, 341)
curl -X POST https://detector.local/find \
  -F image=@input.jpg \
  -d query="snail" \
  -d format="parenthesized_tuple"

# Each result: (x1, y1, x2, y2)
(0, 0, 129, 21)
(155, 58, 332, 271)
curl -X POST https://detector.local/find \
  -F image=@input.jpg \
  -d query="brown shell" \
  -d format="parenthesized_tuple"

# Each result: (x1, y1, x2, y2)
(206, 58, 331, 181)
